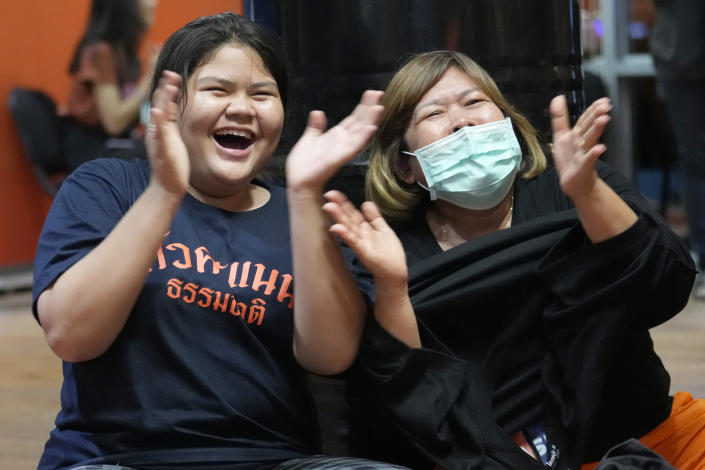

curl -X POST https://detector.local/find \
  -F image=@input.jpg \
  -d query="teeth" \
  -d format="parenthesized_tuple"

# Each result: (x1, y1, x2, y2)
(215, 129, 253, 139)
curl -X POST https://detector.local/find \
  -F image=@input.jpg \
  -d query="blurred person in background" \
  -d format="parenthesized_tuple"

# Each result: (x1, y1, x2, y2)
(650, 0, 705, 300)
(60, 0, 159, 170)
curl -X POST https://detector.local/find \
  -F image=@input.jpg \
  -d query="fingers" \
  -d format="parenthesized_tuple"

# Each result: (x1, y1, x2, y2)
(360, 89, 384, 106)
(304, 110, 327, 135)
(148, 73, 185, 166)
(323, 190, 366, 229)
(574, 97, 612, 149)
(153, 71, 181, 105)
(585, 143, 607, 164)
(150, 71, 181, 126)
(323, 189, 351, 205)
(550, 95, 570, 137)
(551, 95, 611, 155)
(581, 114, 610, 150)
(362, 90, 384, 124)
(358, 89, 385, 123)
(322, 192, 359, 244)
(361, 201, 390, 232)
(339, 89, 384, 132)
(322, 191, 391, 245)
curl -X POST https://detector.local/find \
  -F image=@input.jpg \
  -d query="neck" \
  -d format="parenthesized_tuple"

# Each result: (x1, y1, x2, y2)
(188, 182, 270, 212)
(427, 190, 514, 250)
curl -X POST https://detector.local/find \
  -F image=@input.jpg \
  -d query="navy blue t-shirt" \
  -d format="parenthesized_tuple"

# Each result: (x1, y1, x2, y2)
(32, 158, 374, 469)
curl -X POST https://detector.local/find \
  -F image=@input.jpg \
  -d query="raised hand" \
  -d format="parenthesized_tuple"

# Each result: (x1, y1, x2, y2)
(323, 190, 420, 348)
(323, 190, 408, 284)
(550, 95, 612, 201)
(285, 90, 384, 193)
(146, 70, 190, 198)
(550, 95, 637, 242)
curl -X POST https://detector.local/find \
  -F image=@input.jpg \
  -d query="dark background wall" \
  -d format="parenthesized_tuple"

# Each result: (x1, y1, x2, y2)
(250, 0, 583, 165)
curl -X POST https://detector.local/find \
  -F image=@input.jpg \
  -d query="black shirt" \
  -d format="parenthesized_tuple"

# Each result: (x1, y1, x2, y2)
(347, 161, 695, 469)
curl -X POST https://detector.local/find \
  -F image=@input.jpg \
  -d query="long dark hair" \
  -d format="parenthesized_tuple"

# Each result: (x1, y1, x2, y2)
(149, 12, 289, 110)
(68, 0, 148, 82)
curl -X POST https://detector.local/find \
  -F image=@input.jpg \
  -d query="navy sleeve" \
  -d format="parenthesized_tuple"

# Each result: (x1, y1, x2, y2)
(32, 158, 149, 321)
(339, 242, 377, 312)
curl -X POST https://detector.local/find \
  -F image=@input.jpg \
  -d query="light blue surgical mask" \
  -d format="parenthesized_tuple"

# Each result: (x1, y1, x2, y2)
(403, 117, 522, 210)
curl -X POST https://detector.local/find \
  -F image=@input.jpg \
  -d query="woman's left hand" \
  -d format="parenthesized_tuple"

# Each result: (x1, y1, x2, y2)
(285, 90, 384, 194)
(323, 190, 408, 284)
(550, 95, 612, 201)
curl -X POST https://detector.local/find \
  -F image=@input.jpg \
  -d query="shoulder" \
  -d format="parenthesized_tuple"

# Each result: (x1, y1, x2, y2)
(73, 156, 149, 178)
(65, 158, 150, 200)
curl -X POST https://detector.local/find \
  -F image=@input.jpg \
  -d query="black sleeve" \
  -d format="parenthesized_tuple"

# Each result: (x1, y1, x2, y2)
(534, 162, 695, 465)
(347, 162, 694, 469)
(537, 213, 694, 330)
(348, 316, 464, 454)
(538, 161, 695, 330)
(347, 316, 518, 470)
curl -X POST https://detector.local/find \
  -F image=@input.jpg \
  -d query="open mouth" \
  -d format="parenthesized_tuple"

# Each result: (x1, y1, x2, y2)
(214, 130, 254, 150)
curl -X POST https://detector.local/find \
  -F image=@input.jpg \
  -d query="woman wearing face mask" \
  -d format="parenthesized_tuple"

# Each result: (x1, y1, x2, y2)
(322, 51, 705, 469)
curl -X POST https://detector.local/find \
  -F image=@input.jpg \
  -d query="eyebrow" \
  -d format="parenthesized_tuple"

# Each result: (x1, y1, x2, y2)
(196, 76, 278, 90)
(414, 87, 480, 117)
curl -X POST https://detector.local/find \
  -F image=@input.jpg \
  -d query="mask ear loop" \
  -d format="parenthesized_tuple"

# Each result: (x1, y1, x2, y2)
(398, 150, 433, 195)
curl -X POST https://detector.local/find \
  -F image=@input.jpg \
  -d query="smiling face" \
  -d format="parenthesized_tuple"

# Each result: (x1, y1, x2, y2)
(179, 44, 284, 198)
(400, 67, 505, 185)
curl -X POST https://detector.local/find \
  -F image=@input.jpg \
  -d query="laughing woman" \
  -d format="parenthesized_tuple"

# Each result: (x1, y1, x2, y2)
(32, 12, 406, 470)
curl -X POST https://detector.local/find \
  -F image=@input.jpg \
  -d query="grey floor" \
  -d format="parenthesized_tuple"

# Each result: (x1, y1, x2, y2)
(0, 274, 704, 469)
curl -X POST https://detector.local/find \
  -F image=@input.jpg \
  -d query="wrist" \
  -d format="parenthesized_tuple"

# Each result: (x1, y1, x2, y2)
(286, 184, 324, 204)
(566, 173, 600, 205)
(374, 272, 409, 293)
(145, 179, 187, 207)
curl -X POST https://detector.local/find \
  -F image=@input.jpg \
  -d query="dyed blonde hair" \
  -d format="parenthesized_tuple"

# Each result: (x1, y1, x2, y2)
(366, 50, 547, 223)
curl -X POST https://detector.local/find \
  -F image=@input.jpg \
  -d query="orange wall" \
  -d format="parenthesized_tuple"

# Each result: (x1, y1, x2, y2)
(0, 0, 242, 267)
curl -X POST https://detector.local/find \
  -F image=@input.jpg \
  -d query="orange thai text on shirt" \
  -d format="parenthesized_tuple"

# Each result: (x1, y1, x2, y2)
(151, 234, 294, 327)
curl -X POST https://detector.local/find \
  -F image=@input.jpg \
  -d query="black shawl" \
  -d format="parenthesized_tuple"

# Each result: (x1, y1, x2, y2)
(347, 165, 695, 469)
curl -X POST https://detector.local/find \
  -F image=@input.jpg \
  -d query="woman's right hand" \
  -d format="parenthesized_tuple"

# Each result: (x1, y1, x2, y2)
(323, 190, 408, 285)
(285, 90, 383, 194)
(324, 190, 420, 348)
(146, 70, 190, 198)
(550, 95, 610, 201)
(550, 95, 637, 242)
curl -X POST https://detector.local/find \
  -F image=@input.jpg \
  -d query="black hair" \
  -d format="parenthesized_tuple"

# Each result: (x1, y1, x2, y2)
(68, 0, 148, 81)
(149, 12, 289, 110)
